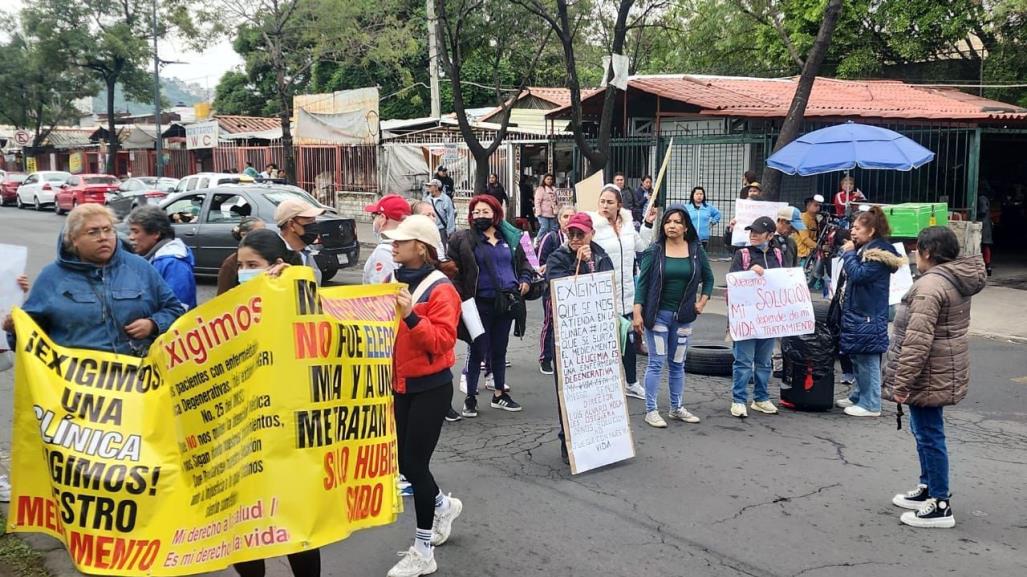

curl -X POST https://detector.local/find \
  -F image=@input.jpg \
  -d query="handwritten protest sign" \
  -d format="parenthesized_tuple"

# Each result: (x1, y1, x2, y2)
(0, 243, 27, 348)
(551, 271, 634, 474)
(727, 268, 815, 341)
(731, 199, 789, 245)
(8, 268, 402, 576)
(829, 243, 914, 305)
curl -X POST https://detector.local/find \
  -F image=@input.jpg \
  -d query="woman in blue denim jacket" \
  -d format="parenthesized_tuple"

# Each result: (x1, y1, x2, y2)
(684, 186, 721, 250)
(4, 205, 184, 356)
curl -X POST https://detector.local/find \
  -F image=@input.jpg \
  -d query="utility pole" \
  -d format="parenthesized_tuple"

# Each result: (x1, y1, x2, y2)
(426, 0, 441, 119)
(153, 0, 163, 177)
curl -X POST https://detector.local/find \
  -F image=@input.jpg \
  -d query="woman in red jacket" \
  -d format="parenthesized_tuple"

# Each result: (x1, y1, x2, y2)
(382, 214, 464, 577)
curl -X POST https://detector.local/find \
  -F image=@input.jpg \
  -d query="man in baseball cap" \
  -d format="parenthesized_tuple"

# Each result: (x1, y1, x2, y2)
(363, 194, 412, 284)
(275, 198, 326, 284)
(424, 179, 455, 247)
(774, 206, 804, 267)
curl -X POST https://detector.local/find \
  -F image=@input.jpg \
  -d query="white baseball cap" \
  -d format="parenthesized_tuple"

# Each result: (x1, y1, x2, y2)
(381, 214, 442, 248)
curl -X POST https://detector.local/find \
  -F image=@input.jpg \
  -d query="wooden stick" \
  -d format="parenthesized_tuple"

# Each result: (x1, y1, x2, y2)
(644, 138, 675, 218)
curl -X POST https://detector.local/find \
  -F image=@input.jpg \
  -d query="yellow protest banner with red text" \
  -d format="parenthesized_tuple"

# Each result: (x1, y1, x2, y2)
(7, 267, 402, 575)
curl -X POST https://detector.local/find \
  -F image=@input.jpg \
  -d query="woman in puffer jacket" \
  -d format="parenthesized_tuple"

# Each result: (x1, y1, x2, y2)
(883, 227, 985, 529)
(587, 184, 655, 400)
(834, 206, 906, 418)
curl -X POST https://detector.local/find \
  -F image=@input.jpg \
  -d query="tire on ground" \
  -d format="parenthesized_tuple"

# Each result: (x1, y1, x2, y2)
(686, 342, 734, 376)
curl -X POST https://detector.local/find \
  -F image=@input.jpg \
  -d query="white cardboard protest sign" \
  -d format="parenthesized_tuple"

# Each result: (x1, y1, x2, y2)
(829, 243, 914, 305)
(731, 199, 789, 245)
(551, 271, 635, 474)
(0, 244, 28, 349)
(727, 267, 815, 341)
(574, 170, 604, 213)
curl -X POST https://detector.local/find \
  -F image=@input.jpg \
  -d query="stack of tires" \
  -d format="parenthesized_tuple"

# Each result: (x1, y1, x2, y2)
(780, 301, 836, 411)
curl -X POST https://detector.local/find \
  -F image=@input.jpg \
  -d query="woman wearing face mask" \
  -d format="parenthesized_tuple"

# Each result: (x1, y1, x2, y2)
(447, 195, 533, 417)
(380, 215, 463, 577)
(587, 185, 656, 401)
(217, 217, 266, 295)
(684, 187, 721, 252)
(834, 206, 905, 418)
(633, 207, 714, 427)
(536, 204, 576, 375)
(235, 229, 302, 285)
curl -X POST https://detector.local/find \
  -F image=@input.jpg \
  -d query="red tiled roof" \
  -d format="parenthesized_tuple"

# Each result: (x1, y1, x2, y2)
(214, 115, 282, 134)
(546, 75, 1027, 122)
(524, 87, 600, 108)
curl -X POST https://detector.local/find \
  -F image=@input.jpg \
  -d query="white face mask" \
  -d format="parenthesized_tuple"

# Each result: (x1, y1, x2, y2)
(237, 268, 266, 283)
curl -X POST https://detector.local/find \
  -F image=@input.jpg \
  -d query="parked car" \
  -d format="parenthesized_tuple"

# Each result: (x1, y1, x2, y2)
(54, 174, 121, 215)
(16, 171, 72, 210)
(173, 172, 256, 194)
(151, 184, 359, 280)
(108, 176, 179, 218)
(0, 172, 28, 206)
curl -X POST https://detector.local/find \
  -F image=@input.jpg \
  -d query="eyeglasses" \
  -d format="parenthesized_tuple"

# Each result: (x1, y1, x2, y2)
(83, 226, 115, 239)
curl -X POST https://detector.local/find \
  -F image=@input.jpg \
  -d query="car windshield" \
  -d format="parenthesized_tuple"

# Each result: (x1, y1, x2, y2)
(263, 190, 320, 206)
(45, 173, 70, 182)
(84, 176, 118, 185)
(6, 174, 27, 183)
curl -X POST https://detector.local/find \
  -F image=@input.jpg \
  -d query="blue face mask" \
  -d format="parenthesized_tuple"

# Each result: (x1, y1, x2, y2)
(756, 241, 770, 251)
(237, 268, 266, 284)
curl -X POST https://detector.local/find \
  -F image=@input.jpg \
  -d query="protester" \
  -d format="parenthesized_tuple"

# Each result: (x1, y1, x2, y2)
(364, 194, 412, 284)
(588, 184, 655, 401)
(485, 173, 508, 208)
(217, 217, 266, 295)
(126, 206, 197, 309)
(723, 182, 765, 249)
(536, 205, 576, 375)
(545, 212, 614, 463)
(685, 186, 721, 251)
(534, 173, 558, 238)
(633, 207, 714, 427)
(424, 179, 456, 248)
(624, 175, 652, 228)
(978, 194, 993, 276)
(0, 274, 29, 500)
(740, 170, 758, 199)
(884, 227, 985, 529)
(275, 198, 327, 285)
(728, 216, 784, 418)
(833, 176, 865, 217)
(834, 207, 905, 417)
(613, 172, 626, 191)
(448, 195, 532, 416)
(242, 161, 259, 178)
(3, 204, 184, 356)
(774, 206, 804, 268)
(410, 200, 448, 261)
(796, 195, 823, 264)
(519, 175, 537, 232)
(260, 163, 278, 179)
(435, 166, 455, 198)
(380, 215, 464, 576)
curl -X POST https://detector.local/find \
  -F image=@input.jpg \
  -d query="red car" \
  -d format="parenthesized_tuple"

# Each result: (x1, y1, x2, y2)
(55, 174, 121, 214)
(0, 172, 28, 205)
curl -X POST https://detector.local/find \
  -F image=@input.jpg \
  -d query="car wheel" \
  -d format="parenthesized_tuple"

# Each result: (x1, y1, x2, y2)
(34, 196, 42, 211)
(684, 342, 734, 377)
(56, 202, 65, 215)
(320, 263, 340, 282)
(72, 198, 79, 211)
(16, 195, 24, 209)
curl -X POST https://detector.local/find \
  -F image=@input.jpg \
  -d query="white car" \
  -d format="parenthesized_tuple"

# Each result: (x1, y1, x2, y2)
(16, 171, 72, 210)
(173, 172, 255, 193)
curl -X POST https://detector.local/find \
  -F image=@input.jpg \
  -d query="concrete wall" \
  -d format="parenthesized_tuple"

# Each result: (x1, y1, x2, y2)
(333, 190, 472, 227)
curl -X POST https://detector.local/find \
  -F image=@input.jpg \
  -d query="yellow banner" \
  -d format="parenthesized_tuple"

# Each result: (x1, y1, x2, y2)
(69, 152, 83, 174)
(7, 268, 402, 576)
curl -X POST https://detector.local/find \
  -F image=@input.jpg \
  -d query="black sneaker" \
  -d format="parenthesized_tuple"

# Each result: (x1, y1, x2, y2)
(560, 442, 569, 465)
(900, 498, 955, 528)
(461, 396, 478, 418)
(540, 359, 554, 375)
(445, 407, 462, 422)
(892, 484, 929, 510)
(490, 393, 522, 412)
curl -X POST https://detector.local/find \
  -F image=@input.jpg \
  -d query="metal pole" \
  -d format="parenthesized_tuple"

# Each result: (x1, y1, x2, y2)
(426, 0, 441, 119)
(153, 0, 163, 177)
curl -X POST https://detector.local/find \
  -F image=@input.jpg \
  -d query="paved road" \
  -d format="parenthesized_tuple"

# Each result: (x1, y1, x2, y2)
(2, 207, 1026, 577)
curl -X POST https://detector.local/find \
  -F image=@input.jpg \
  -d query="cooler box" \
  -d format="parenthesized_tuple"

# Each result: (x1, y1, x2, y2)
(780, 357, 835, 412)
(885, 203, 948, 237)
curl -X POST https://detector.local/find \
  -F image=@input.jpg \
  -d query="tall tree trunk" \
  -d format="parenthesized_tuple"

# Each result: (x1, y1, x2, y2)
(274, 51, 296, 185)
(105, 76, 119, 175)
(762, 0, 844, 200)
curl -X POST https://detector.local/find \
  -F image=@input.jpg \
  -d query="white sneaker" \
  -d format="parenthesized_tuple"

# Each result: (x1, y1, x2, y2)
(835, 398, 854, 409)
(844, 405, 881, 417)
(0, 474, 10, 503)
(730, 403, 748, 418)
(644, 410, 668, 428)
(431, 495, 462, 546)
(668, 407, 701, 423)
(625, 382, 645, 399)
(750, 400, 779, 414)
(900, 498, 955, 529)
(387, 547, 437, 577)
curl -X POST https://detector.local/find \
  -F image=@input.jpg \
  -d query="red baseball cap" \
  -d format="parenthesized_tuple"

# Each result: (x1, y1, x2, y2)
(364, 194, 411, 221)
(566, 212, 594, 234)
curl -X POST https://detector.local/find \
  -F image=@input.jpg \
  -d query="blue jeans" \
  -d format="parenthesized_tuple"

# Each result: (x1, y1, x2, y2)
(908, 405, 950, 500)
(537, 216, 557, 239)
(732, 338, 775, 403)
(643, 310, 691, 412)
(848, 353, 882, 412)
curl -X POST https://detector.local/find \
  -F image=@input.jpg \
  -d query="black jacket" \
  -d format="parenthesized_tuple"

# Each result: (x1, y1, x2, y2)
(636, 240, 714, 329)
(545, 241, 614, 281)
(437, 174, 455, 198)
(729, 243, 786, 273)
(773, 233, 799, 268)
(486, 182, 508, 206)
(447, 225, 533, 337)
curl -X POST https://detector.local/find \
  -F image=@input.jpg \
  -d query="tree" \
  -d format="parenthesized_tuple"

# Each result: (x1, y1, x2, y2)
(761, 0, 844, 200)
(23, 0, 162, 174)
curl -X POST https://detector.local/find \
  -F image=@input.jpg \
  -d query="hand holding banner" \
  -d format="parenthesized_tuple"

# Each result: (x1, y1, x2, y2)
(731, 199, 789, 245)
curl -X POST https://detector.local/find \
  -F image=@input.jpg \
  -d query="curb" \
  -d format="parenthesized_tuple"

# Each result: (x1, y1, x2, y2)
(969, 330, 1027, 345)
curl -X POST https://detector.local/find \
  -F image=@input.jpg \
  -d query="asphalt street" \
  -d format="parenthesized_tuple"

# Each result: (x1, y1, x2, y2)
(2, 207, 1026, 577)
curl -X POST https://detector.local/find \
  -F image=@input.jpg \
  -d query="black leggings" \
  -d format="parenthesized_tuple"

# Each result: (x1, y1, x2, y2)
(234, 549, 320, 577)
(395, 381, 452, 530)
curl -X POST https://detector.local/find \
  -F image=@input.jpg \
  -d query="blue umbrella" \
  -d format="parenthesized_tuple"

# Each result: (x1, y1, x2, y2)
(766, 122, 935, 176)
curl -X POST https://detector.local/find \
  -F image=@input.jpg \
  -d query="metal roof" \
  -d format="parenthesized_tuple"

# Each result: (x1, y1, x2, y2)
(214, 115, 282, 134)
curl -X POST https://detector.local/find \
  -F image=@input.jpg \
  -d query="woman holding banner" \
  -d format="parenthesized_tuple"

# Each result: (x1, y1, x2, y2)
(536, 204, 577, 375)
(834, 207, 905, 418)
(381, 214, 464, 577)
(588, 185, 656, 401)
(632, 207, 714, 427)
